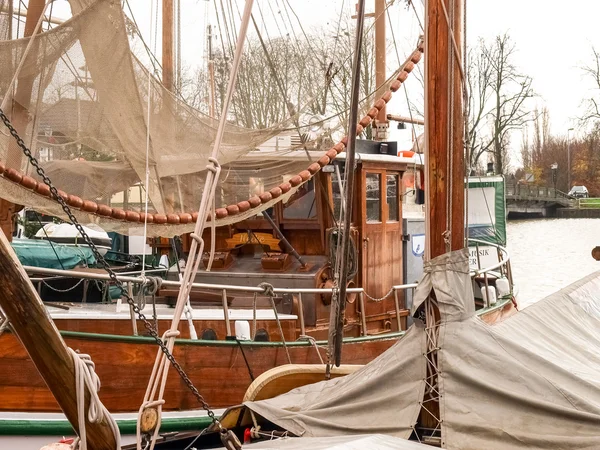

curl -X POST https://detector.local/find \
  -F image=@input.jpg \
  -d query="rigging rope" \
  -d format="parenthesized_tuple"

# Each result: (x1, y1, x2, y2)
(68, 348, 121, 450)
(139, 2, 255, 449)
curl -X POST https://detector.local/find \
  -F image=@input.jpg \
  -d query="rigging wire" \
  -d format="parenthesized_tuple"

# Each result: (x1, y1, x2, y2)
(141, 0, 159, 277)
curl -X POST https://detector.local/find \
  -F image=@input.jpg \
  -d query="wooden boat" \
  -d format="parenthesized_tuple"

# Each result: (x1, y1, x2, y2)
(0, 0, 517, 447)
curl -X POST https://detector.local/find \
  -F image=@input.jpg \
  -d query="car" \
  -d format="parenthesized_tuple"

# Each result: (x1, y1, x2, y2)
(568, 185, 589, 198)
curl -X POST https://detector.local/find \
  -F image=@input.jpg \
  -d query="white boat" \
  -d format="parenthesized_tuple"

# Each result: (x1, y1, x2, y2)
(34, 223, 112, 256)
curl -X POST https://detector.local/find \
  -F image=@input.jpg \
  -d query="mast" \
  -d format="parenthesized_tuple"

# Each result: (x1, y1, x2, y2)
(162, 0, 174, 91)
(418, 0, 464, 439)
(424, 0, 464, 259)
(0, 230, 117, 449)
(208, 24, 216, 118)
(0, 0, 46, 241)
(374, 0, 388, 140)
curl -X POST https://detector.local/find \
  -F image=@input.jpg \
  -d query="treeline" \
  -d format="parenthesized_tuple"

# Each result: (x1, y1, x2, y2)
(517, 113, 600, 195)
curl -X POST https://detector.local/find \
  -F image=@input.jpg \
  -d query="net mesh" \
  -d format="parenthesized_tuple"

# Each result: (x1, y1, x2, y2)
(0, 0, 405, 236)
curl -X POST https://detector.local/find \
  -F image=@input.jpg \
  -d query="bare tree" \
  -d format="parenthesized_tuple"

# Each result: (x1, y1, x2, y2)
(581, 46, 600, 125)
(466, 34, 534, 174)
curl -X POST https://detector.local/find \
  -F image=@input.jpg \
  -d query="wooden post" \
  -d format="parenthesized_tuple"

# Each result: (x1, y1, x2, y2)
(162, 0, 174, 91)
(0, 229, 117, 450)
(2, 0, 46, 242)
(374, 0, 388, 140)
(424, 0, 464, 259)
(208, 24, 216, 118)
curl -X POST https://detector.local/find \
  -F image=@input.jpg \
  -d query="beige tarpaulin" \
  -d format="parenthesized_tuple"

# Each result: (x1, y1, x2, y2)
(242, 434, 434, 449)
(246, 248, 600, 449)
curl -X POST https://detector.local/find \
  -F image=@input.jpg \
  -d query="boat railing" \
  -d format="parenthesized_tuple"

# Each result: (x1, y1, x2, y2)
(468, 238, 514, 308)
(23, 241, 511, 338)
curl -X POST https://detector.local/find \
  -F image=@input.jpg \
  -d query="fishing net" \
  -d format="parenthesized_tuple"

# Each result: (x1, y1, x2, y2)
(0, 0, 412, 236)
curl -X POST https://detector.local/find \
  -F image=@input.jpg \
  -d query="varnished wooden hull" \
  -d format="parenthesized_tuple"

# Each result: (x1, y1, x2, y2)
(0, 330, 399, 413)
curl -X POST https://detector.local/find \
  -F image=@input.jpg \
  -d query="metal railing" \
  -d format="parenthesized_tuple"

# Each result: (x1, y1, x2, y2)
(24, 240, 512, 339)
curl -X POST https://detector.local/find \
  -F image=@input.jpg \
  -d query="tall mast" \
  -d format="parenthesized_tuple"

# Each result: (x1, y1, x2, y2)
(425, 0, 464, 259)
(208, 24, 216, 118)
(162, 0, 174, 91)
(374, 0, 388, 140)
(0, 0, 46, 241)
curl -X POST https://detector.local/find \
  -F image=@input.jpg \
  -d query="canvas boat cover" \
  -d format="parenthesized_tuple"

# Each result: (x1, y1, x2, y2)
(245, 248, 600, 449)
(242, 434, 432, 449)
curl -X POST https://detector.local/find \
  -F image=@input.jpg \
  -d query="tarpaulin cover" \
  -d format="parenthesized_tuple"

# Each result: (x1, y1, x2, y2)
(245, 248, 600, 449)
(11, 238, 95, 269)
(242, 434, 433, 449)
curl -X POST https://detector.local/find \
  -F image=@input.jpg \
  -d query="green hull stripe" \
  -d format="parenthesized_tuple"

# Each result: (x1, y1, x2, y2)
(0, 416, 212, 436)
(54, 298, 508, 346)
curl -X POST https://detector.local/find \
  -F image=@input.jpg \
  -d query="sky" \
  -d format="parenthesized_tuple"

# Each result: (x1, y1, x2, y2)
(31, 0, 600, 167)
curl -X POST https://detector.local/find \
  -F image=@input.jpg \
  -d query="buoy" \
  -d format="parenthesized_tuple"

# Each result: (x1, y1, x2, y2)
(397, 150, 415, 158)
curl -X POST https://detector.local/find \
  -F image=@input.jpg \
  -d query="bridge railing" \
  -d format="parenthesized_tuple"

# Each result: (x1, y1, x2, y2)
(506, 183, 573, 205)
(577, 198, 600, 209)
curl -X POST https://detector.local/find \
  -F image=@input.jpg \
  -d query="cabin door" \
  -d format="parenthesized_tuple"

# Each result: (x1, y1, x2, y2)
(360, 167, 403, 329)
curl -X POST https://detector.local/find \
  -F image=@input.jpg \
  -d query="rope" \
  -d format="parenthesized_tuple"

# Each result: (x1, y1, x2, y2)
(140, 3, 254, 448)
(259, 282, 291, 364)
(297, 335, 324, 364)
(0, 315, 10, 337)
(141, 0, 157, 278)
(68, 348, 120, 450)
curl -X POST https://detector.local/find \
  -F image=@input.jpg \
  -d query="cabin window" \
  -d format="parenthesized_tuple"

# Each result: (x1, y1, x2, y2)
(332, 165, 345, 220)
(387, 174, 399, 221)
(366, 173, 381, 222)
(283, 178, 317, 220)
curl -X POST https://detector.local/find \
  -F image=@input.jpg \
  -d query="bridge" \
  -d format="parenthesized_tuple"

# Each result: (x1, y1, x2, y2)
(505, 183, 573, 218)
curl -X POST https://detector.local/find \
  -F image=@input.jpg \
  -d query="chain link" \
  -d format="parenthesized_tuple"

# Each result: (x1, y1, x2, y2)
(0, 108, 220, 426)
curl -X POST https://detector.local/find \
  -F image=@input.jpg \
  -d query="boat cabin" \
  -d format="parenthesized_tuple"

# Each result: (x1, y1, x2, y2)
(173, 145, 424, 338)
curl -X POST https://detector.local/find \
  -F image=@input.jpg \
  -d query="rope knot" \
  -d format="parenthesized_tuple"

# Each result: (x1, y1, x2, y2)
(258, 282, 275, 298)
(206, 156, 221, 173)
(144, 276, 163, 295)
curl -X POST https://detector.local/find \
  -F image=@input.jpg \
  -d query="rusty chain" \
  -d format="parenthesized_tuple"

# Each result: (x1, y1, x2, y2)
(0, 107, 222, 429)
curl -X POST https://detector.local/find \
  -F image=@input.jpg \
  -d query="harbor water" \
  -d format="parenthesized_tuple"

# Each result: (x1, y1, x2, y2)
(507, 218, 600, 308)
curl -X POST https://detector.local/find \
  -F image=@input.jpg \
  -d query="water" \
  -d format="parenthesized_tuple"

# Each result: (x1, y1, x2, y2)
(507, 218, 600, 308)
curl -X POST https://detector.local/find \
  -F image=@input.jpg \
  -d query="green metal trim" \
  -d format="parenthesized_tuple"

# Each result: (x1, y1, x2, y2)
(58, 329, 405, 347)
(0, 415, 212, 436)
(468, 178, 507, 246)
(57, 298, 510, 347)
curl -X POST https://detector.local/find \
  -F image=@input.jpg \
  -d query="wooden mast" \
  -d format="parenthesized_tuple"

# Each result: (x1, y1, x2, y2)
(425, 0, 464, 258)
(0, 0, 46, 241)
(208, 24, 216, 118)
(162, 0, 174, 91)
(0, 229, 118, 449)
(418, 0, 465, 439)
(374, 0, 388, 140)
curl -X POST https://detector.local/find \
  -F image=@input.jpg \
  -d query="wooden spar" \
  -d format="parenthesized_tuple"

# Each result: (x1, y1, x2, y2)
(0, 230, 117, 449)
(424, 0, 465, 259)
(208, 24, 216, 118)
(387, 113, 425, 126)
(162, 0, 174, 91)
(374, 0, 388, 140)
(1, 0, 45, 241)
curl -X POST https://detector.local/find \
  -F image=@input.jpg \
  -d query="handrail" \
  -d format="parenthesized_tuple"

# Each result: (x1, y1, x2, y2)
(468, 239, 510, 276)
(26, 241, 512, 338)
(23, 264, 418, 295)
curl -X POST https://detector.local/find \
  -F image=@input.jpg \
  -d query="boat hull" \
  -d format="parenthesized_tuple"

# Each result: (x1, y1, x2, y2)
(0, 330, 399, 413)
